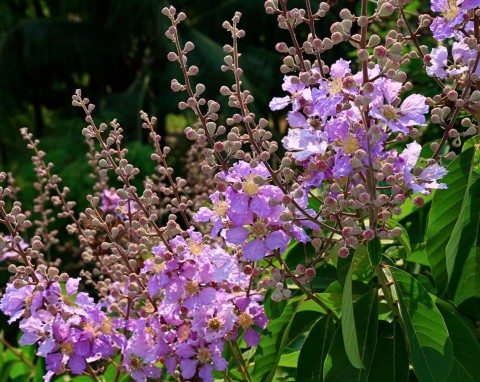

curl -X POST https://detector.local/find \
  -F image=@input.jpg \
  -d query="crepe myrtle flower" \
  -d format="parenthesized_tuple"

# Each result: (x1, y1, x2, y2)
(430, 0, 480, 40)
(397, 142, 448, 194)
(191, 302, 237, 341)
(122, 352, 162, 382)
(269, 74, 313, 111)
(0, 235, 28, 262)
(313, 59, 352, 120)
(370, 94, 428, 134)
(427, 43, 477, 78)
(226, 220, 290, 261)
(282, 128, 328, 162)
(100, 189, 136, 218)
(0, 282, 35, 323)
(234, 297, 268, 347)
(194, 190, 233, 237)
(176, 339, 228, 382)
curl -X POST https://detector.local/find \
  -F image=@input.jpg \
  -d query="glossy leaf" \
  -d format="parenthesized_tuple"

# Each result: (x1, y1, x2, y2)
(296, 314, 336, 382)
(369, 321, 409, 382)
(323, 289, 379, 381)
(253, 303, 320, 382)
(367, 237, 382, 267)
(253, 303, 297, 382)
(446, 178, 480, 319)
(338, 254, 363, 369)
(278, 351, 299, 368)
(437, 301, 480, 381)
(391, 267, 453, 382)
(426, 145, 479, 294)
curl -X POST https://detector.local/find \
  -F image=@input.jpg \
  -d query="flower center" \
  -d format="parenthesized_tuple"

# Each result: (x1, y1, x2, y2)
(207, 317, 223, 332)
(197, 348, 211, 364)
(243, 174, 259, 196)
(185, 281, 199, 295)
(131, 357, 142, 370)
(382, 105, 398, 121)
(342, 136, 359, 155)
(309, 119, 321, 129)
(101, 319, 112, 335)
(214, 200, 229, 217)
(252, 222, 266, 238)
(238, 313, 254, 329)
(63, 342, 74, 355)
(442, 0, 459, 20)
(327, 78, 343, 95)
(187, 239, 204, 256)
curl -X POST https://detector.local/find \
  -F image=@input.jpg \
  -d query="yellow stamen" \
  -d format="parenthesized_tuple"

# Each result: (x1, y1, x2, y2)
(327, 78, 343, 95)
(342, 136, 359, 155)
(442, 0, 459, 20)
(238, 313, 254, 329)
(197, 348, 211, 364)
(382, 105, 398, 121)
(243, 174, 259, 196)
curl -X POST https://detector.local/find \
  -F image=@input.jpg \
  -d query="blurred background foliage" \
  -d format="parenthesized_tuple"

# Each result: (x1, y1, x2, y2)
(0, 0, 355, 204)
(0, 0, 442, 250)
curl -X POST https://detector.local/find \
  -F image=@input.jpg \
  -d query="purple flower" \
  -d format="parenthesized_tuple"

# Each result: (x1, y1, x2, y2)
(177, 340, 228, 382)
(0, 235, 28, 262)
(313, 59, 351, 120)
(430, 0, 480, 40)
(235, 298, 268, 347)
(0, 283, 35, 323)
(370, 94, 428, 133)
(282, 129, 328, 161)
(397, 142, 448, 194)
(226, 222, 290, 261)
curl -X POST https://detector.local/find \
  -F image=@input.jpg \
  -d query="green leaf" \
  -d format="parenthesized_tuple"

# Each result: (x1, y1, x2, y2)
(278, 351, 299, 368)
(446, 178, 480, 319)
(264, 289, 287, 320)
(9, 361, 30, 380)
(351, 245, 374, 282)
(33, 358, 45, 382)
(367, 237, 382, 267)
(426, 145, 479, 295)
(323, 289, 379, 381)
(296, 315, 336, 382)
(391, 267, 453, 382)
(386, 220, 411, 257)
(395, 193, 433, 221)
(339, 255, 363, 369)
(369, 321, 409, 382)
(436, 302, 480, 381)
(253, 303, 320, 382)
(462, 135, 480, 153)
(405, 243, 428, 266)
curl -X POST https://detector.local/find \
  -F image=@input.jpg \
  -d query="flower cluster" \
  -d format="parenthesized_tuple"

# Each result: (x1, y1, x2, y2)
(1, 0, 480, 381)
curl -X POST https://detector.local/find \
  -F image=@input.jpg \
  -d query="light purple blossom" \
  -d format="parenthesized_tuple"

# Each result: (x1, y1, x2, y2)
(430, 0, 480, 40)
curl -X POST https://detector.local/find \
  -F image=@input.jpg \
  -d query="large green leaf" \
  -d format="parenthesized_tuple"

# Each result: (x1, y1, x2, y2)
(446, 178, 480, 319)
(391, 267, 453, 382)
(367, 237, 382, 267)
(253, 303, 296, 381)
(437, 301, 480, 381)
(252, 303, 321, 382)
(338, 254, 363, 369)
(323, 289, 379, 381)
(426, 145, 479, 295)
(296, 314, 336, 382)
(369, 321, 409, 382)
